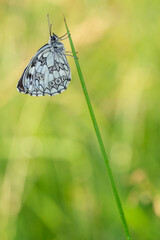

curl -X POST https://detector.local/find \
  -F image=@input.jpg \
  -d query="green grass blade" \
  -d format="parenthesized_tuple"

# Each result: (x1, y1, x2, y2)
(64, 17, 132, 240)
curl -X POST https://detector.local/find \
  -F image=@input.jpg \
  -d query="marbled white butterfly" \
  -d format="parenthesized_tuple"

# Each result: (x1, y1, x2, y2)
(17, 15, 71, 96)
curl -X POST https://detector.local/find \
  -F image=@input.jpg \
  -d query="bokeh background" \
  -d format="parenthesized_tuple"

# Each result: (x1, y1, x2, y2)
(0, 0, 160, 239)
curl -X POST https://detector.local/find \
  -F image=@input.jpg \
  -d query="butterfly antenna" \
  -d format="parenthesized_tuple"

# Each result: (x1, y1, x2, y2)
(47, 14, 52, 37)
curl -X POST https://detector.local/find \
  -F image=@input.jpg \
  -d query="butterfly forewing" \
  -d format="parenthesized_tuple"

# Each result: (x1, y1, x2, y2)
(17, 35, 71, 96)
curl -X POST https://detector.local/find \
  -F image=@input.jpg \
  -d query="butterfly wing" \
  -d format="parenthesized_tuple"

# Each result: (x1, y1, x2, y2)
(50, 50, 71, 94)
(17, 44, 71, 96)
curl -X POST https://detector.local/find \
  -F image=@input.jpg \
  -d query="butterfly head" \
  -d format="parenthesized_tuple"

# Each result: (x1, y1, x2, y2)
(49, 33, 64, 50)
(50, 33, 59, 43)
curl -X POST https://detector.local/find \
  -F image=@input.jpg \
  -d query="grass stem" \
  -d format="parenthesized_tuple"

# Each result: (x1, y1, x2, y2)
(64, 17, 132, 240)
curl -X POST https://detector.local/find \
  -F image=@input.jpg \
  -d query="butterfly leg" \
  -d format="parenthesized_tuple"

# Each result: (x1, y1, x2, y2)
(65, 54, 78, 59)
(59, 33, 71, 41)
(65, 51, 78, 54)
(59, 32, 68, 39)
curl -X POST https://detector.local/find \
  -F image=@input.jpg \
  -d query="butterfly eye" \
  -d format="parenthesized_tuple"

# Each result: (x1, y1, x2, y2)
(51, 34, 58, 42)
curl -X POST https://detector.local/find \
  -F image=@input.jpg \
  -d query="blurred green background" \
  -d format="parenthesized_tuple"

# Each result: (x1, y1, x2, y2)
(0, 0, 160, 239)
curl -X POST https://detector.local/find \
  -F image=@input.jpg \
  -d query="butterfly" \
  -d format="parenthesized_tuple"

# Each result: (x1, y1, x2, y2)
(17, 15, 71, 96)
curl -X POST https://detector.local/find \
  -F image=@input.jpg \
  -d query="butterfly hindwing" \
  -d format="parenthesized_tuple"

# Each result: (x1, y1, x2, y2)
(50, 51, 71, 92)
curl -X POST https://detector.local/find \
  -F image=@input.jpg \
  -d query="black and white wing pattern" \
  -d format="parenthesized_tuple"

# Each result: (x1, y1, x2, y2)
(17, 34, 71, 97)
